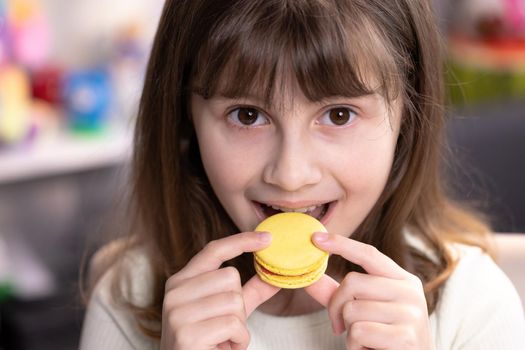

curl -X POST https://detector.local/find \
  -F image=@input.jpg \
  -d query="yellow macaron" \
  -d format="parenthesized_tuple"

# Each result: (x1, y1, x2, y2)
(253, 212, 329, 289)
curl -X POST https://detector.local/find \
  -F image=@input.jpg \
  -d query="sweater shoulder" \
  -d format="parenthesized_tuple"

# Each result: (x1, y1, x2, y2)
(430, 243, 525, 349)
(80, 245, 158, 349)
(444, 243, 519, 302)
(92, 244, 153, 307)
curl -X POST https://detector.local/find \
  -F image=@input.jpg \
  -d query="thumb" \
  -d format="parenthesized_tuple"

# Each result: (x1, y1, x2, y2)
(304, 274, 340, 307)
(242, 275, 280, 316)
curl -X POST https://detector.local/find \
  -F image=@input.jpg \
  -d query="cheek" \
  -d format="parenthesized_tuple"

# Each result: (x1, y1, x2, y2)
(328, 132, 398, 237)
(335, 125, 398, 196)
(197, 130, 262, 194)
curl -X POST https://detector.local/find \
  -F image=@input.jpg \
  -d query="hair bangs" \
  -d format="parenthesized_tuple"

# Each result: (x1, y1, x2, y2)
(191, 0, 403, 106)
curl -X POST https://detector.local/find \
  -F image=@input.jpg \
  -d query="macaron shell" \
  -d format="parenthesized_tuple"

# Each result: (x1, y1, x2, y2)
(254, 212, 328, 276)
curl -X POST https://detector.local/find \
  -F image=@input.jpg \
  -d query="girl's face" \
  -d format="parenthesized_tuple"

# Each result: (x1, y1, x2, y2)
(191, 81, 402, 238)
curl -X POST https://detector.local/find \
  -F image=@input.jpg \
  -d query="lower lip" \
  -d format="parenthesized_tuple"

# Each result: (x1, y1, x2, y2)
(252, 201, 337, 225)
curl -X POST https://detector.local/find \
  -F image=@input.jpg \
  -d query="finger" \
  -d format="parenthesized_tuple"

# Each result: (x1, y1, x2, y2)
(231, 340, 247, 350)
(167, 292, 247, 330)
(175, 231, 271, 282)
(187, 315, 250, 350)
(217, 342, 231, 350)
(304, 274, 340, 307)
(312, 233, 408, 279)
(347, 321, 400, 350)
(328, 271, 411, 334)
(165, 267, 242, 303)
(342, 300, 403, 328)
(242, 275, 280, 317)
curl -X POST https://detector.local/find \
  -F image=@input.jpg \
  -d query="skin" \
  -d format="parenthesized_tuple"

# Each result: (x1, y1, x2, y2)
(160, 80, 433, 349)
(161, 231, 278, 350)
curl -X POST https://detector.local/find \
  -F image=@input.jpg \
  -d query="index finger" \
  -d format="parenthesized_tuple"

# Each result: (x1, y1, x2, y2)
(242, 275, 280, 316)
(312, 233, 408, 279)
(305, 274, 340, 307)
(176, 231, 271, 281)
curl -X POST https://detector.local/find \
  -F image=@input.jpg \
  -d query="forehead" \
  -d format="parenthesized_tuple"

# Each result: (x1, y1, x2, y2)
(190, 0, 403, 107)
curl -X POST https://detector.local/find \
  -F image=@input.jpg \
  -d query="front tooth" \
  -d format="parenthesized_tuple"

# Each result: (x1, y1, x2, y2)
(271, 205, 291, 212)
(268, 204, 320, 213)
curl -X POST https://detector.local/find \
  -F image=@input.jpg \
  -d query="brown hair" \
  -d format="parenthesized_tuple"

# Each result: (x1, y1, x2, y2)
(91, 0, 491, 338)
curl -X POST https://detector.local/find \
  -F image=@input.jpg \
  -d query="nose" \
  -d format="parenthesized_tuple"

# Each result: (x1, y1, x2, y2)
(263, 133, 322, 192)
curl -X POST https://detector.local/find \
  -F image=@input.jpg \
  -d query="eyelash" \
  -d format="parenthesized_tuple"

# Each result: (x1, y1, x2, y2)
(226, 106, 270, 130)
(225, 105, 358, 130)
(317, 106, 358, 127)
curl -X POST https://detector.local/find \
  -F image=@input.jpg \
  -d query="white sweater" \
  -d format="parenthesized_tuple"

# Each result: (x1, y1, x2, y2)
(80, 243, 525, 349)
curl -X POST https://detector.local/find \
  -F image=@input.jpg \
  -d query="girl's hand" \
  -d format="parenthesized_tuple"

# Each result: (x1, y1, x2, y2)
(305, 233, 434, 350)
(160, 231, 280, 350)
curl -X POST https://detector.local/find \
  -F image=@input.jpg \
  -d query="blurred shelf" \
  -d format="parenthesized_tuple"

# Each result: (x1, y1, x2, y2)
(0, 127, 132, 184)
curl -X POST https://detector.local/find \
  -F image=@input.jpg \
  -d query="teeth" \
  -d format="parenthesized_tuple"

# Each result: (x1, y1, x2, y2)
(269, 204, 320, 213)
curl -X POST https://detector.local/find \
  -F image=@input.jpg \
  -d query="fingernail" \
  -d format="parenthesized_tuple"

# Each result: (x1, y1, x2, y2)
(313, 232, 329, 243)
(257, 232, 272, 243)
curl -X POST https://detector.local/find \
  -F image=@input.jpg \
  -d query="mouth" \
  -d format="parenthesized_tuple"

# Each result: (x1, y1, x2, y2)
(253, 200, 336, 223)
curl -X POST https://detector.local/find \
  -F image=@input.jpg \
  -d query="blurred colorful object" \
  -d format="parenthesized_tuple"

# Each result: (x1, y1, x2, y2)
(111, 23, 148, 122)
(0, 0, 159, 149)
(506, 0, 525, 35)
(447, 0, 525, 105)
(0, 0, 8, 64)
(0, 65, 32, 144)
(31, 66, 64, 105)
(64, 69, 112, 133)
(7, 0, 51, 69)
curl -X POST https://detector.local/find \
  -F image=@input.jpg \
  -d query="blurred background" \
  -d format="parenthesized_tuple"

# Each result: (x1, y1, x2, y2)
(0, 0, 524, 349)
(0, 0, 162, 348)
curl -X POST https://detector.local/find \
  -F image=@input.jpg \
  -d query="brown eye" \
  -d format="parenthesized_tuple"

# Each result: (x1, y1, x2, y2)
(329, 108, 351, 125)
(228, 107, 269, 128)
(317, 106, 356, 127)
(237, 108, 259, 125)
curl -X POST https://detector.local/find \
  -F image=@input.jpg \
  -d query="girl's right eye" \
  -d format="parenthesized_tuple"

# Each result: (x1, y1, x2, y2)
(227, 107, 270, 127)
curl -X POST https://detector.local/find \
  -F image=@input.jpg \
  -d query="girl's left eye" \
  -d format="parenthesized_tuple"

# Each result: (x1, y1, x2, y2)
(227, 107, 269, 127)
(317, 107, 357, 127)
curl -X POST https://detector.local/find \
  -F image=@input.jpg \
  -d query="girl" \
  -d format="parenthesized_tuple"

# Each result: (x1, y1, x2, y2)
(80, 0, 525, 349)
